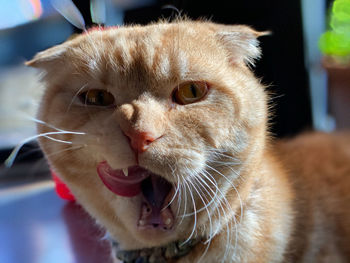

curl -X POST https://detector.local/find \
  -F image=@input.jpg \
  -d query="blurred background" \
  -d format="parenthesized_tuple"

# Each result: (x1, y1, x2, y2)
(0, 0, 349, 262)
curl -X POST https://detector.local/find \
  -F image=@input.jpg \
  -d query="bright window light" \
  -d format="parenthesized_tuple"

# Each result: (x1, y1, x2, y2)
(0, 0, 43, 30)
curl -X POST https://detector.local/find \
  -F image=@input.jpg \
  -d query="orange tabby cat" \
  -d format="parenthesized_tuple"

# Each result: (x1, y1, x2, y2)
(27, 20, 350, 262)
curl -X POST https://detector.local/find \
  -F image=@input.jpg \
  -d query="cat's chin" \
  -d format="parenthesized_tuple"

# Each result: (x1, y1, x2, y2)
(97, 161, 176, 234)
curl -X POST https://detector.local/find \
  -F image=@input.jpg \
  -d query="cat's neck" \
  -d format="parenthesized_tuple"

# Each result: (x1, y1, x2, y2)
(238, 150, 295, 262)
(184, 150, 295, 262)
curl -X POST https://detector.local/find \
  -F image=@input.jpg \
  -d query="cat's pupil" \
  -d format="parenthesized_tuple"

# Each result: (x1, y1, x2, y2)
(190, 85, 197, 97)
(97, 91, 104, 105)
(79, 90, 114, 106)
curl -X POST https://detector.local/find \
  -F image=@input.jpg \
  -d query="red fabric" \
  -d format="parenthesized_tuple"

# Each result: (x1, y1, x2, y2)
(52, 171, 76, 201)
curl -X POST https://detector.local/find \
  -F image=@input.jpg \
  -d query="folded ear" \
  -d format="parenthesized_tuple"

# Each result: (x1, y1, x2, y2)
(214, 24, 270, 66)
(25, 43, 68, 69)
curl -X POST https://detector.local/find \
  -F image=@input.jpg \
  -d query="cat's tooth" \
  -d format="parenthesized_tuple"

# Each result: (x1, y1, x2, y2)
(165, 218, 172, 225)
(139, 220, 146, 226)
(123, 168, 128, 176)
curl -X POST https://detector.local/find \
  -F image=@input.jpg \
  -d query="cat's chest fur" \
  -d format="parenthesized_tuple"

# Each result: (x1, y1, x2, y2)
(27, 20, 350, 262)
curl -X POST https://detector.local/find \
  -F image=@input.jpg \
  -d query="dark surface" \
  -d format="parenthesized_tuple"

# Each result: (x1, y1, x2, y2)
(0, 142, 51, 189)
(0, 186, 114, 263)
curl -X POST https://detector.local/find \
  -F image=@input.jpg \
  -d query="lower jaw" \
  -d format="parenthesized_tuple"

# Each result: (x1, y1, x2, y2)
(133, 197, 178, 246)
(132, 228, 177, 248)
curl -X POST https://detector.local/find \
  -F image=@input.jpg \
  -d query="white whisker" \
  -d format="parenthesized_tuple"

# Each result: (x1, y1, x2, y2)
(181, 174, 218, 216)
(162, 163, 181, 211)
(5, 130, 85, 167)
(201, 169, 238, 262)
(65, 83, 88, 113)
(25, 116, 66, 132)
(44, 136, 73, 144)
(45, 144, 86, 158)
(178, 175, 188, 225)
(180, 179, 197, 246)
(205, 164, 243, 224)
(197, 170, 233, 263)
(190, 175, 214, 263)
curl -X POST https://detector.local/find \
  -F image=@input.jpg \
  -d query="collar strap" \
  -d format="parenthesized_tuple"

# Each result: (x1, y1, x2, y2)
(113, 237, 202, 263)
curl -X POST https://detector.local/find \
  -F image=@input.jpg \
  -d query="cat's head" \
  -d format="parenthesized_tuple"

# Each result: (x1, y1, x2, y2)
(27, 20, 268, 249)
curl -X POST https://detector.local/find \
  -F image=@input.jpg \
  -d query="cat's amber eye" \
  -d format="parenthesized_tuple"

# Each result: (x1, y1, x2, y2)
(79, 89, 115, 107)
(173, 82, 208, 105)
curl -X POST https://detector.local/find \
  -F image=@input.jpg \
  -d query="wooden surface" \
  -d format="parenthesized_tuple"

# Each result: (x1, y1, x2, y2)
(0, 181, 116, 263)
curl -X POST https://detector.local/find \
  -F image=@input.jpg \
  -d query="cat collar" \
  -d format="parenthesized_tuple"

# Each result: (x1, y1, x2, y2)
(113, 237, 202, 263)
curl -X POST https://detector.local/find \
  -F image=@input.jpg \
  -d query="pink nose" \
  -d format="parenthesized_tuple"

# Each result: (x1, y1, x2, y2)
(124, 130, 158, 153)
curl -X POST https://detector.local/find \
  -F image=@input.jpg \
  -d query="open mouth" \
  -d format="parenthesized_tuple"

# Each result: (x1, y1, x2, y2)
(97, 161, 175, 230)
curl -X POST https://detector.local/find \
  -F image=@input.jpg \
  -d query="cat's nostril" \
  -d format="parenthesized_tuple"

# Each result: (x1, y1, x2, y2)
(124, 130, 160, 153)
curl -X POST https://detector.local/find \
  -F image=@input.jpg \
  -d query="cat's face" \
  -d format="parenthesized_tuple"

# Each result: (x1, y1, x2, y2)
(28, 21, 267, 249)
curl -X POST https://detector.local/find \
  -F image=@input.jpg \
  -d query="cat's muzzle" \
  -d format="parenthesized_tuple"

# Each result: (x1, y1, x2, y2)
(97, 161, 175, 230)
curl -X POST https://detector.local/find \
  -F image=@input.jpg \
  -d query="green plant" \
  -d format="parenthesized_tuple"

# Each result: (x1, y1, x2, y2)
(319, 0, 350, 60)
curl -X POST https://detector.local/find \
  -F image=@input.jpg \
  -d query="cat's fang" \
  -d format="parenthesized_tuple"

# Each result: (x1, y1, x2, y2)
(165, 218, 172, 225)
(123, 168, 128, 176)
(138, 220, 146, 226)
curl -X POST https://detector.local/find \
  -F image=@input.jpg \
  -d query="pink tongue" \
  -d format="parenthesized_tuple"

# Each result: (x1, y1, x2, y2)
(97, 162, 150, 197)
